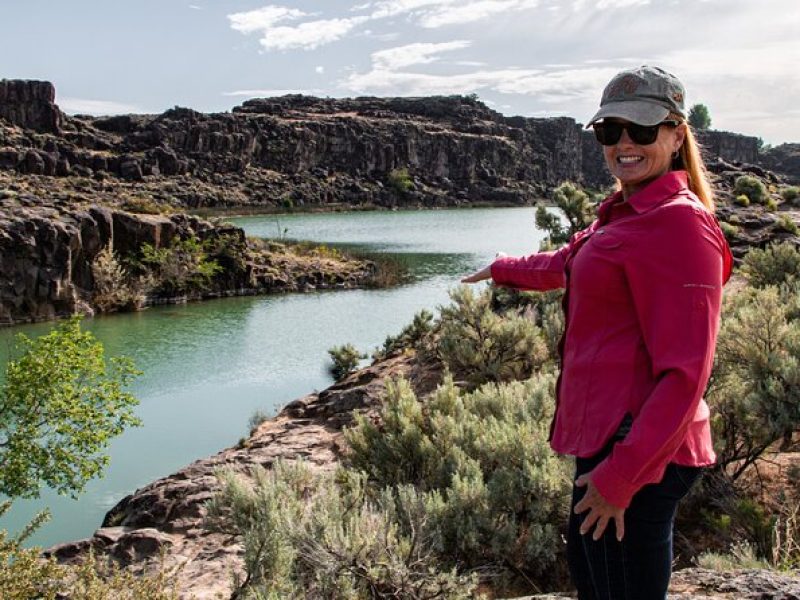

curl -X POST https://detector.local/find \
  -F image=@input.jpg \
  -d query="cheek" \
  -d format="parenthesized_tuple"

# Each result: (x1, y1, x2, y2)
(602, 147, 616, 170)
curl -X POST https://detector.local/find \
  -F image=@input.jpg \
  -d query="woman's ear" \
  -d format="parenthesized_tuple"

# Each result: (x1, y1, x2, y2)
(673, 122, 688, 153)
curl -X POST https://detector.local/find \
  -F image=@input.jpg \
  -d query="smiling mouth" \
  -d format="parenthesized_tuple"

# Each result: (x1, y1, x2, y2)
(618, 156, 644, 164)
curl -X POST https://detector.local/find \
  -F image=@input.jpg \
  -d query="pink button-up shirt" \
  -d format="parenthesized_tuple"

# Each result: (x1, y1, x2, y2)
(490, 171, 733, 508)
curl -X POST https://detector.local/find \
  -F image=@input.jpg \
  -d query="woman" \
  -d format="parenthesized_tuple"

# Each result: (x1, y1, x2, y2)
(462, 65, 733, 599)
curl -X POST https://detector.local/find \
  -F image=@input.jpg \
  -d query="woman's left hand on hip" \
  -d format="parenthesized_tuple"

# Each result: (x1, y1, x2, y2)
(574, 472, 626, 542)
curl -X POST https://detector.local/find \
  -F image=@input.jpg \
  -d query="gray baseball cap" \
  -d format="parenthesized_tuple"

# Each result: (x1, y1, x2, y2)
(586, 65, 686, 127)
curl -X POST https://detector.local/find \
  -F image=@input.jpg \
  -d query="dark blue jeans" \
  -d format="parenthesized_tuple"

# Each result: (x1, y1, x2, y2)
(567, 443, 702, 600)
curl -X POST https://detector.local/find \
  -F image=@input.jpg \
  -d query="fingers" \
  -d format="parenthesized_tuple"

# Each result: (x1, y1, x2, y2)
(579, 509, 600, 536)
(592, 515, 609, 541)
(615, 513, 625, 541)
(461, 265, 492, 283)
(574, 474, 589, 487)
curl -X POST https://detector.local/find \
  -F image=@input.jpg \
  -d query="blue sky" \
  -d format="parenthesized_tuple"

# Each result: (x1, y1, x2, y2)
(2, 0, 798, 144)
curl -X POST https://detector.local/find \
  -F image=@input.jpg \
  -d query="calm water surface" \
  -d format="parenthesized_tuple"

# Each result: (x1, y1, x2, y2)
(1, 207, 548, 547)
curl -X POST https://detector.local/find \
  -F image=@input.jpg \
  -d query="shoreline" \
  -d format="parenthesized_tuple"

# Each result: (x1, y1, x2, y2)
(189, 199, 547, 219)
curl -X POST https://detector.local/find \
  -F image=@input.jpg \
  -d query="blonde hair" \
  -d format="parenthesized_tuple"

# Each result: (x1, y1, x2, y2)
(672, 114, 715, 212)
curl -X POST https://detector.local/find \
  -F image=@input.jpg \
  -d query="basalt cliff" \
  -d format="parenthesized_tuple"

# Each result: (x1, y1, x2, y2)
(2, 79, 795, 213)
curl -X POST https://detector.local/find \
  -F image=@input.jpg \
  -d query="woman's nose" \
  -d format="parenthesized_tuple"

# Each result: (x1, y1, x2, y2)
(617, 127, 635, 146)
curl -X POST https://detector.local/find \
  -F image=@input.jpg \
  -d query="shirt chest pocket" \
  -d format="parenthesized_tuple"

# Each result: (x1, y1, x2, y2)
(571, 231, 629, 303)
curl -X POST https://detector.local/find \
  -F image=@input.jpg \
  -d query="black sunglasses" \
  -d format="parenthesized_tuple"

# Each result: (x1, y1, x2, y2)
(592, 120, 679, 146)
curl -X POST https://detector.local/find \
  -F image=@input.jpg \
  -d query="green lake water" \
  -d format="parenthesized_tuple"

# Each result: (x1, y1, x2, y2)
(0, 206, 549, 548)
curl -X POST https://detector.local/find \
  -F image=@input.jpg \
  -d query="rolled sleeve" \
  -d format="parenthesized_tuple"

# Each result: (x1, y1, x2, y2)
(590, 204, 725, 509)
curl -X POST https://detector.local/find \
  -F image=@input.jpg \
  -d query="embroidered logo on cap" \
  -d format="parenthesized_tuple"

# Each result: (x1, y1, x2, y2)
(607, 75, 642, 99)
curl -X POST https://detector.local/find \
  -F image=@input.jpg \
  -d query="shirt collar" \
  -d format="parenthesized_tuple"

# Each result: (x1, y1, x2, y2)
(597, 170, 690, 223)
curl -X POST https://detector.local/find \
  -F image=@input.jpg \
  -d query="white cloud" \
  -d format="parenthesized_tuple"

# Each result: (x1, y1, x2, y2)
(188, 4, 203, 10)
(493, 67, 618, 102)
(595, 0, 649, 8)
(372, 40, 471, 70)
(316, 66, 325, 74)
(58, 97, 148, 115)
(344, 66, 542, 96)
(261, 16, 370, 51)
(420, 0, 539, 28)
(227, 6, 307, 34)
(222, 89, 323, 97)
(369, 0, 456, 19)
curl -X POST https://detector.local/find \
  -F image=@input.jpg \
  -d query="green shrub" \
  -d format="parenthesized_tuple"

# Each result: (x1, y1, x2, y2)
(741, 241, 800, 288)
(207, 460, 479, 599)
(719, 221, 740, 241)
(781, 186, 800, 205)
(328, 343, 366, 381)
(735, 194, 751, 207)
(537, 181, 598, 249)
(91, 245, 149, 312)
(734, 175, 768, 204)
(706, 285, 800, 479)
(697, 542, 768, 571)
(387, 168, 414, 195)
(0, 504, 62, 600)
(437, 286, 549, 388)
(248, 410, 270, 436)
(374, 309, 435, 360)
(121, 196, 163, 215)
(344, 374, 569, 584)
(131, 236, 223, 296)
(766, 197, 779, 211)
(62, 547, 182, 599)
(778, 215, 799, 234)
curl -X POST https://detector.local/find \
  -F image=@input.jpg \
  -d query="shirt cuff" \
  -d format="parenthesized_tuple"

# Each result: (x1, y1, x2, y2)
(489, 256, 514, 286)
(589, 459, 639, 509)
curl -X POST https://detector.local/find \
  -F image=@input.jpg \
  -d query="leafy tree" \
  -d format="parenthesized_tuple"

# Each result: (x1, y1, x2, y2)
(0, 317, 141, 499)
(688, 103, 712, 130)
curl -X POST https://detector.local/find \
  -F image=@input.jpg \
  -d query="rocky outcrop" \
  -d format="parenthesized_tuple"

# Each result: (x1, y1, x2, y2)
(0, 80, 63, 134)
(512, 567, 800, 598)
(762, 143, 800, 184)
(697, 130, 760, 165)
(0, 193, 375, 326)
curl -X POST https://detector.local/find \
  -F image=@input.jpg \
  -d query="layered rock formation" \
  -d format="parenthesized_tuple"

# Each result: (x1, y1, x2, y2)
(1, 79, 792, 213)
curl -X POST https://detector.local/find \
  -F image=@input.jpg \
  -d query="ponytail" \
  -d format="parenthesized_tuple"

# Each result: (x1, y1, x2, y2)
(672, 117, 715, 212)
